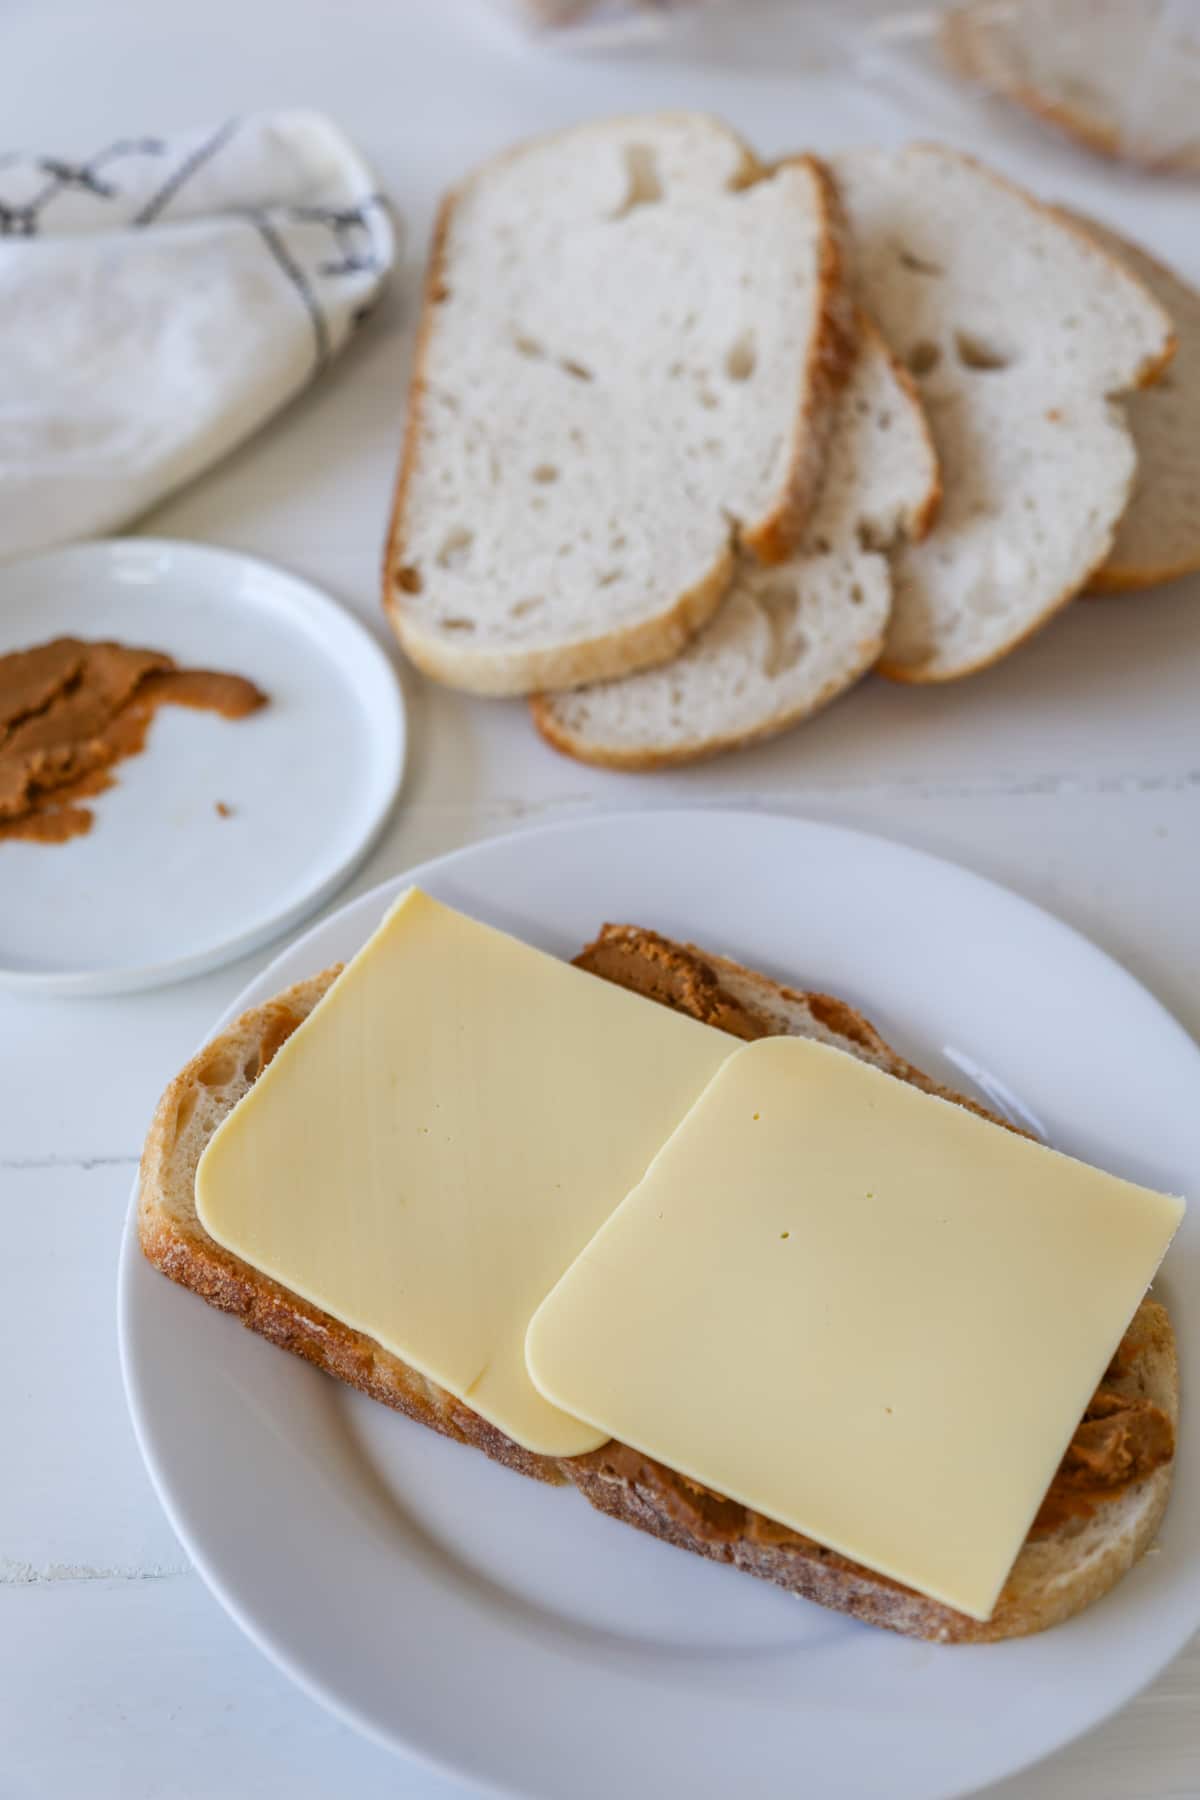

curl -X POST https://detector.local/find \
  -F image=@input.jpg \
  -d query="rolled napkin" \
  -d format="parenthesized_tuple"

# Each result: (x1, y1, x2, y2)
(0, 111, 396, 561)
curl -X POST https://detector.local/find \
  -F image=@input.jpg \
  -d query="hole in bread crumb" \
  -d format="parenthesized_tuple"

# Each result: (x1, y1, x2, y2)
(510, 597, 543, 619)
(395, 565, 423, 594)
(612, 142, 663, 218)
(441, 616, 476, 632)
(532, 464, 559, 484)
(700, 389, 720, 410)
(876, 410, 892, 430)
(752, 581, 808, 679)
(199, 1051, 237, 1087)
(560, 358, 593, 382)
(569, 428, 586, 447)
(436, 526, 474, 570)
(610, 534, 628, 552)
(725, 330, 757, 382)
(597, 569, 623, 588)
(898, 247, 943, 276)
(850, 583, 865, 606)
(513, 333, 545, 360)
(907, 341, 941, 376)
(954, 330, 1013, 372)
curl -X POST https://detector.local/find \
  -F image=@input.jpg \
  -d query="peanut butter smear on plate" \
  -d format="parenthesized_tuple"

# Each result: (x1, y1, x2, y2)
(0, 637, 267, 844)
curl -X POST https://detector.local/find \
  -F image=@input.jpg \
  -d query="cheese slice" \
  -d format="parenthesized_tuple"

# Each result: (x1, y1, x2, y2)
(195, 888, 732, 1456)
(526, 1035, 1184, 1619)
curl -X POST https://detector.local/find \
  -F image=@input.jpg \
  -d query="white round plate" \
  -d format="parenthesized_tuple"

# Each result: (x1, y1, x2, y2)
(0, 539, 405, 995)
(118, 813, 1200, 1800)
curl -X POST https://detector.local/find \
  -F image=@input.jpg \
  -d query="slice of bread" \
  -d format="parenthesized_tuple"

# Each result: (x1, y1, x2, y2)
(383, 116, 854, 696)
(830, 144, 1175, 682)
(529, 316, 939, 768)
(139, 923, 1178, 1643)
(1054, 216, 1200, 592)
(942, 1, 1200, 174)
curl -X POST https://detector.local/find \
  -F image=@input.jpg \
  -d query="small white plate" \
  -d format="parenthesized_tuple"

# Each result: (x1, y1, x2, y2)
(119, 813, 1200, 1800)
(0, 539, 405, 995)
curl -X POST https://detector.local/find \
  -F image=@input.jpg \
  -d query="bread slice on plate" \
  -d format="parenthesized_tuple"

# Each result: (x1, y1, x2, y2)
(941, 0, 1200, 174)
(383, 115, 854, 696)
(830, 144, 1175, 682)
(140, 923, 1178, 1643)
(530, 315, 938, 769)
(1053, 216, 1200, 592)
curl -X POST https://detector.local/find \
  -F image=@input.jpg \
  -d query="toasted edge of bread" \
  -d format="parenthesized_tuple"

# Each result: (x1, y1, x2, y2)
(138, 927, 1178, 1643)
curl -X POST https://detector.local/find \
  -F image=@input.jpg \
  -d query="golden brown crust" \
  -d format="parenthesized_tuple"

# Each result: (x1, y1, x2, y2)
(1088, 553, 1200, 596)
(528, 630, 885, 771)
(138, 927, 1178, 1642)
(381, 187, 456, 657)
(741, 155, 858, 565)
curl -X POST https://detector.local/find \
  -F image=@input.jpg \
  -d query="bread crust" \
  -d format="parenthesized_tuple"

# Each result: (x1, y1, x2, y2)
(528, 635, 884, 771)
(138, 930, 1178, 1642)
(740, 155, 858, 565)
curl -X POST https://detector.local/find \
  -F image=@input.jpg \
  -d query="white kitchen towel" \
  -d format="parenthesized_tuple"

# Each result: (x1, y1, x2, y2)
(0, 111, 396, 561)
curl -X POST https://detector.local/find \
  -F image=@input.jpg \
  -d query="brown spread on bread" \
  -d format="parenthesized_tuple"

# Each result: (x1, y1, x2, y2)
(575, 923, 771, 1040)
(573, 923, 1175, 1548)
(1031, 1371, 1175, 1536)
(0, 636, 266, 843)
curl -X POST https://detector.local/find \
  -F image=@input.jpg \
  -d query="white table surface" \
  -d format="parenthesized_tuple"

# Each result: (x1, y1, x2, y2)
(4, 3, 1199, 1795)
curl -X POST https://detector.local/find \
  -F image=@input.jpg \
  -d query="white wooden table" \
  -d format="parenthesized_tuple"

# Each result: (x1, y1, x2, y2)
(4, 3, 1198, 1795)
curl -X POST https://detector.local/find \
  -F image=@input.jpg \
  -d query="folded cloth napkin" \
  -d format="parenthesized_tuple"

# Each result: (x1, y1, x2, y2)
(0, 111, 396, 561)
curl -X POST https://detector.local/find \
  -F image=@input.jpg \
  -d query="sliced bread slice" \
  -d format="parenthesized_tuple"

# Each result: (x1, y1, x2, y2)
(139, 924, 1177, 1643)
(829, 144, 1175, 681)
(384, 116, 854, 696)
(1055, 216, 1200, 592)
(530, 316, 938, 768)
(942, 1, 1200, 174)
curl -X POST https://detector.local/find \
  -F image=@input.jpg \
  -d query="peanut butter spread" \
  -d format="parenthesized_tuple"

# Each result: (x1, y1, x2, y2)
(0, 637, 266, 844)
(571, 925, 1176, 1552)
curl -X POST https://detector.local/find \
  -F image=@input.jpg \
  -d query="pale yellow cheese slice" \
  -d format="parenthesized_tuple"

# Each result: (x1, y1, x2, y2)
(195, 888, 732, 1456)
(526, 1035, 1184, 1618)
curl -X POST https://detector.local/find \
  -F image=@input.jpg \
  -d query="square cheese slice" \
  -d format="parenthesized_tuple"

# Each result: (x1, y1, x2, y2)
(526, 1035, 1184, 1618)
(195, 888, 732, 1457)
